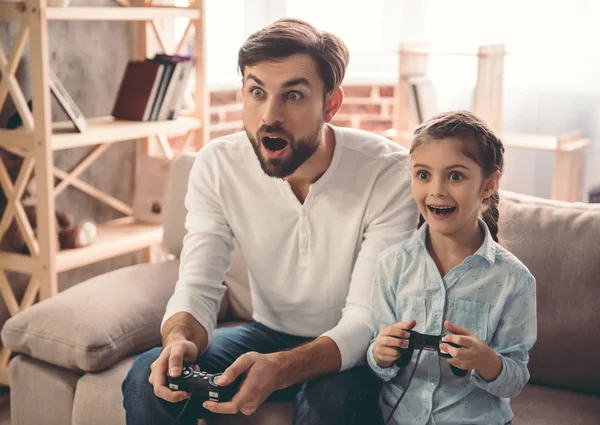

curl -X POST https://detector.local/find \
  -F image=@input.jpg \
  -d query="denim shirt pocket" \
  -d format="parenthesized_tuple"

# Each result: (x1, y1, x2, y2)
(450, 299, 491, 341)
(396, 295, 427, 332)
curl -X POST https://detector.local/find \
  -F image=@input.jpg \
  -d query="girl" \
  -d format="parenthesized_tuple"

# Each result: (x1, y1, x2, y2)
(367, 111, 537, 425)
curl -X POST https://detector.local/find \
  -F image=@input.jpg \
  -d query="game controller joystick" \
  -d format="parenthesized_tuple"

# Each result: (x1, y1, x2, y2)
(167, 366, 241, 402)
(396, 330, 468, 377)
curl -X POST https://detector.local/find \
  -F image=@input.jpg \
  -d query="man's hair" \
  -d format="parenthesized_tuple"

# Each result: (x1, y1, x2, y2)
(238, 18, 349, 94)
(410, 110, 505, 242)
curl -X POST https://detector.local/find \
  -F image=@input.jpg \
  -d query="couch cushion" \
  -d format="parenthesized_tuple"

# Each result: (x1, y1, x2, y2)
(8, 355, 81, 425)
(72, 355, 134, 425)
(499, 190, 600, 394)
(512, 383, 600, 425)
(2, 260, 180, 372)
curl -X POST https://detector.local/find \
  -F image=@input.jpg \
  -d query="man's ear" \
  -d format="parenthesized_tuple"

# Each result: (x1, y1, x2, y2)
(483, 170, 501, 199)
(240, 81, 245, 99)
(324, 87, 344, 123)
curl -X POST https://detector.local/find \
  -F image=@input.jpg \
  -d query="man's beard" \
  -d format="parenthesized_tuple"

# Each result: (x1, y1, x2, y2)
(246, 119, 324, 179)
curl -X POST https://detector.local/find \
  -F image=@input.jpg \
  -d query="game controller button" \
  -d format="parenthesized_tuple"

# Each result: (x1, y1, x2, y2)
(183, 369, 191, 376)
(203, 376, 208, 380)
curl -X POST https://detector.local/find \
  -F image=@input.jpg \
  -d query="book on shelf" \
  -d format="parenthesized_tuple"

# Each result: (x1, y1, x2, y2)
(111, 61, 165, 121)
(111, 55, 194, 122)
(406, 76, 439, 124)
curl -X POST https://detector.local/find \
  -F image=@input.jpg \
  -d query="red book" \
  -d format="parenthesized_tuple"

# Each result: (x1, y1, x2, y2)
(112, 61, 165, 121)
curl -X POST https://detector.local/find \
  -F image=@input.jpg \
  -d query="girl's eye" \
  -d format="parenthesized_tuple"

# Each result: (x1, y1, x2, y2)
(449, 172, 463, 182)
(251, 88, 265, 98)
(416, 171, 430, 180)
(287, 91, 303, 101)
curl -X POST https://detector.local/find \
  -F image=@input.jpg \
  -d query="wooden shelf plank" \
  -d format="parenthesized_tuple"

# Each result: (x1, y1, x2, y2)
(46, 6, 200, 21)
(0, 252, 36, 274)
(0, 128, 34, 153)
(56, 217, 163, 272)
(384, 129, 591, 153)
(501, 133, 591, 152)
(52, 116, 201, 150)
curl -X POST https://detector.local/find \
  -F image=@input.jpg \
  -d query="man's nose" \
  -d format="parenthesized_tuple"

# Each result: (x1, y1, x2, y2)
(261, 98, 285, 126)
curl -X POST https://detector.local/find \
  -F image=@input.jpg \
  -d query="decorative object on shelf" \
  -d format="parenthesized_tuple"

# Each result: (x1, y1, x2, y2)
(49, 69, 87, 132)
(0, 153, 97, 254)
(132, 154, 172, 224)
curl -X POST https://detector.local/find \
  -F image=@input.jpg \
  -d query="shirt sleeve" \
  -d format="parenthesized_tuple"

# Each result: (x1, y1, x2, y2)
(321, 154, 419, 371)
(366, 253, 403, 381)
(470, 270, 537, 398)
(161, 146, 235, 350)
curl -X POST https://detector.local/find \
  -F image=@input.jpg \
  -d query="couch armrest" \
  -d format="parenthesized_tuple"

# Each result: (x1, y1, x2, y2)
(1, 260, 180, 372)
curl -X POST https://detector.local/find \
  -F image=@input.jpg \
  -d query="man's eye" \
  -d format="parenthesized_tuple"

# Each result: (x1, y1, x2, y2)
(449, 172, 463, 182)
(251, 88, 265, 98)
(417, 171, 430, 180)
(287, 92, 303, 101)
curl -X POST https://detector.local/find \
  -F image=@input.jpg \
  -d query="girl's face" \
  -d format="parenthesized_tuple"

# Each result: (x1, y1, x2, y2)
(410, 138, 498, 239)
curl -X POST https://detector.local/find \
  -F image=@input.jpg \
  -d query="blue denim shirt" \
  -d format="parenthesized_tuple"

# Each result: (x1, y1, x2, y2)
(367, 220, 537, 425)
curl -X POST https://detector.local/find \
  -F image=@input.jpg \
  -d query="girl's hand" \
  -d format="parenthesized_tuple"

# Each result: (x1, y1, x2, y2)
(441, 320, 502, 381)
(373, 319, 416, 368)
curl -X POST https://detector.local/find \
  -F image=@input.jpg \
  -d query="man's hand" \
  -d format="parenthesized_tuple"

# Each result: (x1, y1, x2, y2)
(441, 320, 502, 381)
(202, 351, 282, 416)
(148, 340, 199, 403)
(373, 319, 416, 368)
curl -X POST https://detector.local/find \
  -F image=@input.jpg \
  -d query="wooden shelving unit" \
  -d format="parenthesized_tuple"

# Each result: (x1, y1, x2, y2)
(0, 0, 208, 385)
(388, 43, 590, 202)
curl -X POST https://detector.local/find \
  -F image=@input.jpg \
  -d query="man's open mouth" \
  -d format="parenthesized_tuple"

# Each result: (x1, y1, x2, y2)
(427, 205, 457, 216)
(262, 136, 289, 152)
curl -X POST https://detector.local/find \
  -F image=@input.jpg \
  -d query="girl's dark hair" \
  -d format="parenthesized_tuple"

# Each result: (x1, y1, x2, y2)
(238, 18, 349, 94)
(410, 110, 505, 242)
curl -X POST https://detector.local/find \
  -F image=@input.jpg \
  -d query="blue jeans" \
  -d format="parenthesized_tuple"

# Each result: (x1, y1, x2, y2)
(122, 322, 383, 425)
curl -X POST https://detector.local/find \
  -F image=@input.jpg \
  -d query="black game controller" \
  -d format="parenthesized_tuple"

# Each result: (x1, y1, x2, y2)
(396, 330, 468, 377)
(167, 366, 241, 402)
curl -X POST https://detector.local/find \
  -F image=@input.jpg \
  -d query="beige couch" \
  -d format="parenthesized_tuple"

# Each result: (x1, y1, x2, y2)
(2, 153, 600, 425)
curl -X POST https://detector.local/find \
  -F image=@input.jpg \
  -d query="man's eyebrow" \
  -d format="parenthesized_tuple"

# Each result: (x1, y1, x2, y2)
(282, 78, 311, 89)
(246, 74, 264, 85)
(245, 75, 312, 90)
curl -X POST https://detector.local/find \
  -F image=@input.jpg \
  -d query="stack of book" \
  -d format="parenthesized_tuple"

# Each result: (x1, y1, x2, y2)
(112, 54, 195, 121)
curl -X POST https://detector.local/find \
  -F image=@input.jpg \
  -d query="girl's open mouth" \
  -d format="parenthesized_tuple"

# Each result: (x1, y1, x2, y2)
(427, 205, 457, 217)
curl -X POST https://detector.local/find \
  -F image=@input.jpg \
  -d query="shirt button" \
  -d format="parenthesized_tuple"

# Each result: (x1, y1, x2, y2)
(430, 379, 436, 386)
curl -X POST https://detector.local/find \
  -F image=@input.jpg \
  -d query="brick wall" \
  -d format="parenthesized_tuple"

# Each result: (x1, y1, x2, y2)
(208, 83, 396, 140)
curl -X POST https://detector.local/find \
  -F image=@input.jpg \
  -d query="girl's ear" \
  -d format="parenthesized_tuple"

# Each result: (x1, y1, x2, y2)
(482, 170, 501, 199)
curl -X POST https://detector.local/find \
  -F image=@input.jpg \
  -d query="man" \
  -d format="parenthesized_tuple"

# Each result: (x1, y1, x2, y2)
(122, 17, 418, 425)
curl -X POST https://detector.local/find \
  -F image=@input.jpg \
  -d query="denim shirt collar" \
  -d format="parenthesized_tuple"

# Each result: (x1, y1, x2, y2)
(404, 218, 497, 265)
